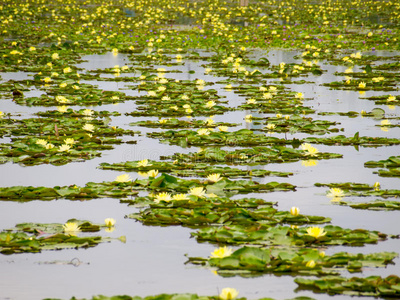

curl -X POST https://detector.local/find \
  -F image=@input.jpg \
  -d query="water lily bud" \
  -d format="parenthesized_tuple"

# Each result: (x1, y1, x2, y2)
(290, 206, 300, 216)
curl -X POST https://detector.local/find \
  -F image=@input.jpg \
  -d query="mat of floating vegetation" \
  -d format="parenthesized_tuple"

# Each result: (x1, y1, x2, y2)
(44, 294, 315, 300)
(316, 182, 400, 198)
(0, 220, 118, 254)
(186, 246, 397, 277)
(129, 118, 239, 129)
(148, 129, 400, 147)
(192, 224, 393, 247)
(99, 161, 293, 178)
(365, 156, 400, 177)
(126, 202, 330, 227)
(339, 200, 400, 211)
(295, 275, 400, 297)
(162, 147, 341, 165)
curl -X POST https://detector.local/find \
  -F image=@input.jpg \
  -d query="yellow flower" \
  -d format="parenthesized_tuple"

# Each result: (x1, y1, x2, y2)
(244, 114, 252, 123)
(306, 226, 327, 239)
(189, 187, 206, 198)
(306, 260, 316, 268)
(373, 182, 380, 191)
(319, 251, 325, 258)
(36, 139, 48, 146)
(265, 123, 276, 130)
(115, 174, 132, 183)
(207, 173, 223, 183)
(45, 143, 55, 149)
(219, 288, 239, 300)
(262, 92, 272, 99)
(290, 206, 300, 216)
(368, 32, 373, 37)
(301, 143, 319, 156)
(83, 124, 95, 132)
(381, 119, 391, 126)
(295, 92, 304, 99)
(137, 159, 151, 167)
(387, 95, 396, 102)
(43, 77, 52, 83)
(154, 192, 172, 203)
(326, 188, 345, 198)
(55, 95, 70, 103)
(63, 67, 72, 74)
(147, 169, 159, 178)
(172, 193, 188, 200)
(197, 128, 210, 136)
(63, 222, 81, 236)
(196, 79, 205, 85)
(64, 138, 75, 145)
(59, 82, 67, 88)
(218, 126, 228, 132)
(358, 82, 366, 89)
(147, 91, 157, 97)
(58, 144, 71, 152)
(82, 109, 94, 116)
(29, 46, 36, 51)
(246, 98, 256, 104)
(57, 106, 68, 113)
(210, 246, 233, 258)
(51, 53, 59, 60)
(205, 100, 216, 108)
(104, 218, 116, 227)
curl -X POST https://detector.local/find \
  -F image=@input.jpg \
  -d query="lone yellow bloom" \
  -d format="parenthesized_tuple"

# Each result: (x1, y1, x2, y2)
(387, 95, 396, 102)
(147, 169, 159, 178)
(57, 106, 68, 113)
(197, 128, 210, 136)
(265, 123, 276, 130)
(326, 188, 345, 198)
(205, 100, 216, 108)
(301, 143, 319, 156)
(137, 159, 151, 167)
(63, 67, 72, 74)
(64, 138, 75, 145)
(358, 82, 366, 89)
(189, 186, 206, 198)
(172, 193, 188, 200)
(218, 126, 228, 132)
(306, 226, 327, 239)
(219, 288, 239, 300)
(63, 222, 81, 236)
(83, 124, 95, 132)
(290, 206, 300, 216)
(210, 246, 233, 258)
(154, 192, 172, 203)
(306, 260, 316, 268)
(58, 144, 71, 152)
(104, 218, 116, 227)
(55, 95, 70, 103)
(207, 173, 223, 183)
(36, 139, 48, 146)
(51, 53, 59, 60)
(82, 109, 94, 116)
(115, 174, 132, 183)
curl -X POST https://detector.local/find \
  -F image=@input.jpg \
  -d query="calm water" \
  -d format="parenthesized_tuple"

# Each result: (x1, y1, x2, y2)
(0, 50, 399, 300)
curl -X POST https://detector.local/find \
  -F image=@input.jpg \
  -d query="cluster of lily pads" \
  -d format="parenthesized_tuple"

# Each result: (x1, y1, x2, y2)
(1, 0, 400, 299)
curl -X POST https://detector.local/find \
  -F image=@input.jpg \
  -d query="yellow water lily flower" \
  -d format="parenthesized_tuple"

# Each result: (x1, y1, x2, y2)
(205, 100, 216, 108)
(290, 206, 300, 216)
(306, 260, 316, 268)
(63, 222, 81, 236)
(210, 246, 233, 258)
(83, 124, 95, 132)
(154, 192, 172, 202)
(301, 143, 319, 156)
(115, 174, 132, 183)
(381, 119, 391, 126)
(57, 106, 68, 113)
(219, 288, 239, 300)
(265, 123, 276, 130)
(36, 139, 48, 146)
(189, 187, 206, 198)
(246, 98, 256, 104)
(58, 144, 71, 152)
(218, 126, 228, 132)
(295, 92, 304, 99)
(55, 95, 70, 103)
(45, 143, 55, 149)
(306, 226, 327, 239)
(358, 82, 366, 89)
(387, 95, 396, 102)
(51, 53, 59, 60)
(207, 173, 223, 183)
(64, 138, 75, 145)
(147, 169, 159, 178)
(82, 109, 94, 116)
(197, 128, 210, 136)
(326, 188, 345, 198)
(63, 67, 72, 74)
(105, 218, 116, 227)
(244, 114, 252, 123)
(262, 92, 272, 99)
(172, 193, 188, 200)
(373, 182, 380, 191)
(137, 159, 151, 167)
(196, 79, 205, 85)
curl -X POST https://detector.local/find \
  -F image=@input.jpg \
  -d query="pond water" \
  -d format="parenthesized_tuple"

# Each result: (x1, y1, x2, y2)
(0, 49, 399, 300)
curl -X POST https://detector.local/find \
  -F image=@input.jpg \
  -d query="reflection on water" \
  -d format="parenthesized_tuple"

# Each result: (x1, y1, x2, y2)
(0, 50, 400, 300)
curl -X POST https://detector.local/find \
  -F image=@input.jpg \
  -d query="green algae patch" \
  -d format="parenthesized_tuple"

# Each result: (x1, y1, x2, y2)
(295, 275, 400, 297)
(0, 220, 117, 254)
(187, 246, 397, 277)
